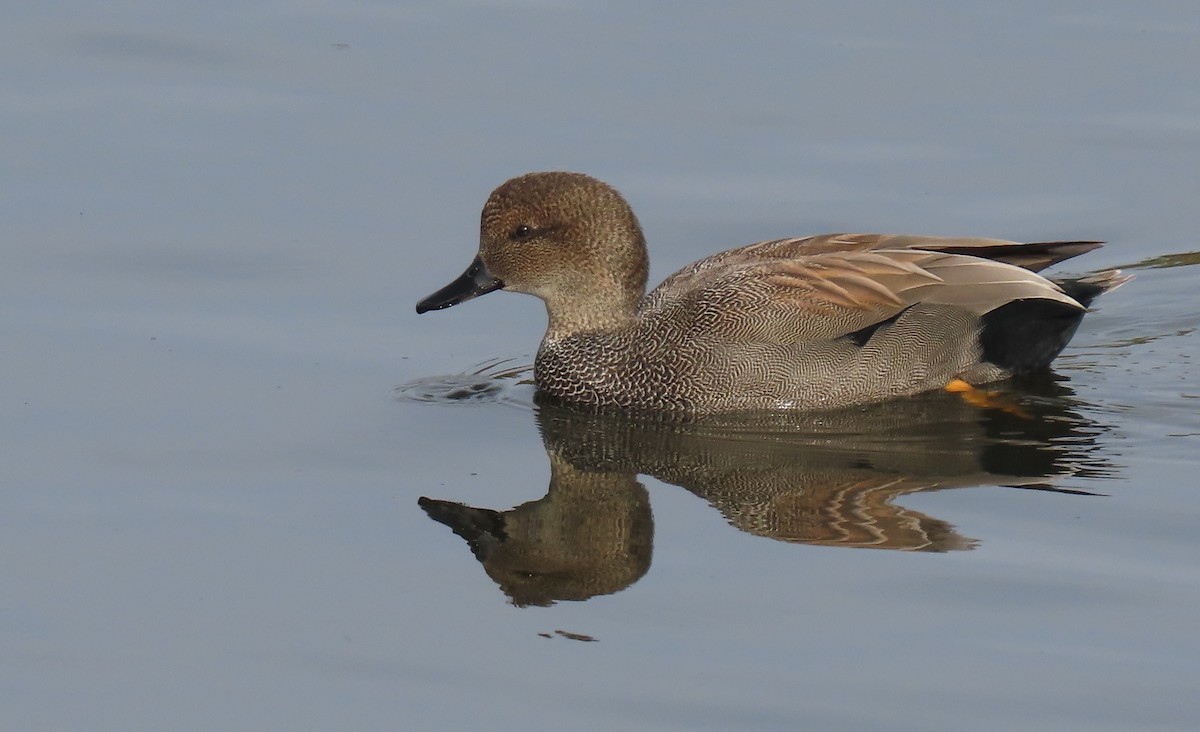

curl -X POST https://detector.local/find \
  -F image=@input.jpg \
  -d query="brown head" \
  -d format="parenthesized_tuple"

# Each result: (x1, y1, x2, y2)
(416, 172, 649, 337)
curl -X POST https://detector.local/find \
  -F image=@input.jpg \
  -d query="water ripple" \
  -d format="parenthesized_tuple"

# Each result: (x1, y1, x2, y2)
(394, 357, 535, 409)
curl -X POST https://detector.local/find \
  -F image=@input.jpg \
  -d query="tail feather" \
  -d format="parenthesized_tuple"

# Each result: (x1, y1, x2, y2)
(1055, 269, 1133, 307)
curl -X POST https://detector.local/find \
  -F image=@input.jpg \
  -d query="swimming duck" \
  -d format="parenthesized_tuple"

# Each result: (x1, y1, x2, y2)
(416, 172, 1127, 413)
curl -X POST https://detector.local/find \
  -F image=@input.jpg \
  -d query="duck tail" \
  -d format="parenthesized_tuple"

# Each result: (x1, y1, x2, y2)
(1055, 269, 1133, 308)
(979, 269, 1130, 375)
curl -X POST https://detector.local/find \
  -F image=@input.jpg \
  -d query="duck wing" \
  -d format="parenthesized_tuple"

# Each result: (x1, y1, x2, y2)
(757, 234, 1101, 271)
(653, 236, 1101, 293)
(644, 248, 1084, 344)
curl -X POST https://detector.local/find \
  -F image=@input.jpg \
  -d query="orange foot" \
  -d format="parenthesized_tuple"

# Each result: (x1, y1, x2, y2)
(944, 378, 1031, 418)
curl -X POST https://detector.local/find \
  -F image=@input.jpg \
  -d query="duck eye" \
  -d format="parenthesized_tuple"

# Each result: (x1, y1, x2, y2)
(510, 224, 535, 241)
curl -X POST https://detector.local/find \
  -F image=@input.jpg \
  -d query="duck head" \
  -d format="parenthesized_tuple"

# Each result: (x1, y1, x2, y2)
(416, 172, 649, 335)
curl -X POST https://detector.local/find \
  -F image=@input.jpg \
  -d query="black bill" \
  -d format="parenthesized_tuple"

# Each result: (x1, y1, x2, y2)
(415, 255, 504, 313)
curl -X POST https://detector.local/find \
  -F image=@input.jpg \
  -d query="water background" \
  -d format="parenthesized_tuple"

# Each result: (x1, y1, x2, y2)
(5, 3, 1199, 730)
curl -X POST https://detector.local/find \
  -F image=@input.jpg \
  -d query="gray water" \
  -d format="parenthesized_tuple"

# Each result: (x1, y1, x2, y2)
(5, 2, 1200, 730)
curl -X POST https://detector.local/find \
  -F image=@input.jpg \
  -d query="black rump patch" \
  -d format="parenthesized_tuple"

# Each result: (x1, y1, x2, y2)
(979, 299, 1085, 374)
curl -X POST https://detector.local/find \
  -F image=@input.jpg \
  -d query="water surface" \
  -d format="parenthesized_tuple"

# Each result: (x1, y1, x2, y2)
(4, 2, 1199, 730)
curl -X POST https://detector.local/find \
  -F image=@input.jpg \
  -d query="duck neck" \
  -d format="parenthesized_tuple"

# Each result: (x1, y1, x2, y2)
(543, 289, 640, 341)
(541, 227, 649, 340)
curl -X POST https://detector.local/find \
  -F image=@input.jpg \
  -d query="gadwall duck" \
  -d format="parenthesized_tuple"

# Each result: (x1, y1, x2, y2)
(416, 172, 1128, 413)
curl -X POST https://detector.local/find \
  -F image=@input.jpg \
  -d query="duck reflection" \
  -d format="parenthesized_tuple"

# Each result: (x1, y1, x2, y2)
(420, 374, 1114, 606)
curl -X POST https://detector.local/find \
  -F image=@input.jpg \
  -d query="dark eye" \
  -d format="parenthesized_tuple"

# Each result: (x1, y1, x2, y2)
(510, 224, 535, 242)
